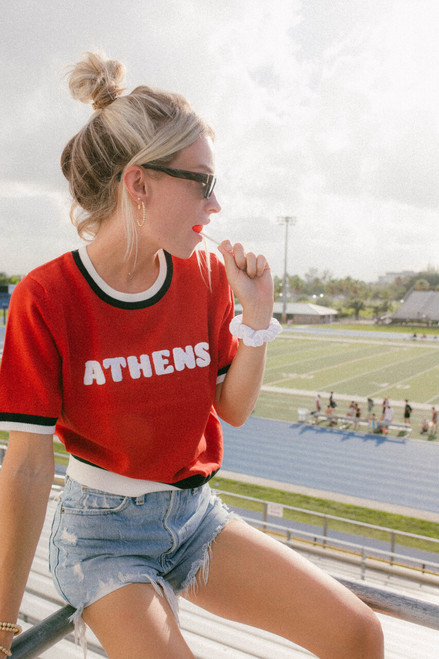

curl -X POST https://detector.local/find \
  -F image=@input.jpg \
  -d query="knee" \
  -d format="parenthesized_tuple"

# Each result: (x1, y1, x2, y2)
(344, 608, 384, 658)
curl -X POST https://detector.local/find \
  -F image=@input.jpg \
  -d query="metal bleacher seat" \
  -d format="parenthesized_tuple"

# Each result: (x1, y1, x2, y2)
(15, 488, 439, 658)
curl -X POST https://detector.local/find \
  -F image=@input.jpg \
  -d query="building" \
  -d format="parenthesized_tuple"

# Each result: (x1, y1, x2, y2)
(391, 290, 439, 325)
(376, 271, 415, 286)
(235, 301, 338, 325)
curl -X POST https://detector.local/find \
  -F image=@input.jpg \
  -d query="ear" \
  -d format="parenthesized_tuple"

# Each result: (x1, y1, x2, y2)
(122, 166, 149, 202)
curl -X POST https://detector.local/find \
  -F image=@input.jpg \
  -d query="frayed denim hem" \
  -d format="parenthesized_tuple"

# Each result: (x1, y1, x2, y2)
(68, 574, 179, 658)
(179, 509, 241, 599)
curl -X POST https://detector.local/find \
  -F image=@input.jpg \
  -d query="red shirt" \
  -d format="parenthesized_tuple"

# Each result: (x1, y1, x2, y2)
(0, 247, 237, 484)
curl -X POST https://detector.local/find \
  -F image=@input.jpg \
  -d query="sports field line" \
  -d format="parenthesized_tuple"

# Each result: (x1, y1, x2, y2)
(259, 385, 433, 411)
(368, 361, 439, 398)
(280, 330, 439, 349)
(264, 343, 340, 373)
(266, 345, 400, 385)
(321, 349, 439, 394)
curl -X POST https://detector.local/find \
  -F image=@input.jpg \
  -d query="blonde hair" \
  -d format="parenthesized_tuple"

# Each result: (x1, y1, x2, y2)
(61, 51, 213, 267)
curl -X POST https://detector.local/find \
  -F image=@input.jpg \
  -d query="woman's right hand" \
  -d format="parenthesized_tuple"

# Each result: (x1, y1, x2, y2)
(217, 240, 274, 330)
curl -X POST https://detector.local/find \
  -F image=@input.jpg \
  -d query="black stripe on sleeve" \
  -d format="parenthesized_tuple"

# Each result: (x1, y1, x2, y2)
(217, 364, 231, 378)
(0, 412, 57, 426)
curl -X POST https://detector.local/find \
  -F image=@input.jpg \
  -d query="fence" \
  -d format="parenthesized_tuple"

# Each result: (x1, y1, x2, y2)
(9, 578, 439, 658)
(216, 489, 439, 579)
(1, 446, 439, 655)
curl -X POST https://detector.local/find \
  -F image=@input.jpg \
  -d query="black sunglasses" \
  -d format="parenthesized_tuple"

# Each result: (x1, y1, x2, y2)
(117, 164, 216, 199)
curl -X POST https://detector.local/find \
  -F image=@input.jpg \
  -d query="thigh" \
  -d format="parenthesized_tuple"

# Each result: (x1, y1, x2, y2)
(83, 583, 193, 659)
(186, 520, 383, 659)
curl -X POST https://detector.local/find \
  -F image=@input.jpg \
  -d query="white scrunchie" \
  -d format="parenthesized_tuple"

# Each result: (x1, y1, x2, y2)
(229, 314, 282, 347)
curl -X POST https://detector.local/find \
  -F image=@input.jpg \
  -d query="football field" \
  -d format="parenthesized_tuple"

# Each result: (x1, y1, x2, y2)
(263, 331, 439, 405)
(254, 330, 439, 436)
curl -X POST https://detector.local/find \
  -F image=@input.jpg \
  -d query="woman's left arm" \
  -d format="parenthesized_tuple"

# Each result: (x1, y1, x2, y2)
(214, 240, 277, 426)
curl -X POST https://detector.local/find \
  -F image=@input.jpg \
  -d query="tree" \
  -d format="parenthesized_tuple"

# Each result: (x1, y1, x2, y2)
(348, 298, 365, 320)
(0, 273, 22, 285)
(414, 278, 430, 291)
(288, 274, 306, 298)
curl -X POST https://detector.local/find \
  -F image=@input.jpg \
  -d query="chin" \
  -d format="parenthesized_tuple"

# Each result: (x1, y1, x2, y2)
(167, 244, 197, 260)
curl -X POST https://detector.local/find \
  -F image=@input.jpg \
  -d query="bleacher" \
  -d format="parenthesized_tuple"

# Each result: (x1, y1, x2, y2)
(304, 410, 412, 437)
(13, 486, 439, 658)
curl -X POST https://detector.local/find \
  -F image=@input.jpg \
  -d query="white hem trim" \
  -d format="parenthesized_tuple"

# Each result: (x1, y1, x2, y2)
(0, 421, 56, 434)
(66, 455, 179, 496)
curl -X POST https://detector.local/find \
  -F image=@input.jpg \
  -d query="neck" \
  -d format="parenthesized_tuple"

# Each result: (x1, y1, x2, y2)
(86, 219, 160, 293)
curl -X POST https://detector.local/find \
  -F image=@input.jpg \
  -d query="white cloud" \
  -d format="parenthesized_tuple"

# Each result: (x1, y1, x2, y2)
(1, 0, 439, 281)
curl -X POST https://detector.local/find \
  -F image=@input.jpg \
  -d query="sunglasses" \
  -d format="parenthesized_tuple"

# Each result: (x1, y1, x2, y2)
(117, 165, 216, 199)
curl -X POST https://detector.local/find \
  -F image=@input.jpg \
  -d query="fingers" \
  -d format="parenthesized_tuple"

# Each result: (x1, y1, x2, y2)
(218, 241, 269, 279)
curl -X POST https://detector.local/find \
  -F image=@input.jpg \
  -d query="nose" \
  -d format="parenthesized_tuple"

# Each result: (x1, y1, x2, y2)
(207, 192, 221, 214)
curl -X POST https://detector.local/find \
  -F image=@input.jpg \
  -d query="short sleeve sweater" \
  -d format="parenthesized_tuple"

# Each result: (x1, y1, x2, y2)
(0, 247, 238, 485)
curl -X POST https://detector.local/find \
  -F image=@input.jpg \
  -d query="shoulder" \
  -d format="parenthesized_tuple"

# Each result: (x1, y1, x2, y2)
(11, 252, 76, 308)
(19, 252, 75, 289)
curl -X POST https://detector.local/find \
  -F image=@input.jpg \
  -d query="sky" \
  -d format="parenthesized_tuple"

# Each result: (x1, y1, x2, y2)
(2, 0, 439, 282)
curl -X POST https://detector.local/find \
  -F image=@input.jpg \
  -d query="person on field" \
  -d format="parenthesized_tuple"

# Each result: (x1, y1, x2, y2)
(431, 407, 438, 434)
(403, 400, 412, 425)
(421, 417, 430, 434)
(354, 403, 362, 430)
(379, 404, 394, 433)
(369, 413, 377, 432)
(0, 51, 383, 659)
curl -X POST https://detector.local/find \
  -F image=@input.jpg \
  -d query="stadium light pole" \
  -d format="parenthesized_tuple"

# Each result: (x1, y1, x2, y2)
(277, 216, 296, 324)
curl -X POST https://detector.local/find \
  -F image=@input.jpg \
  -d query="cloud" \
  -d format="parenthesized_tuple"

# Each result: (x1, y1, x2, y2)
(1, 0, 439, 281)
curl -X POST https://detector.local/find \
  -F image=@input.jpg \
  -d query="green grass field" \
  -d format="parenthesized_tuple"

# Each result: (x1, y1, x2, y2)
(253, 329, 439, 440)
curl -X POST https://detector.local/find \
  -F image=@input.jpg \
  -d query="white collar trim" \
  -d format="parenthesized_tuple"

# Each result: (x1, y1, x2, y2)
(78, 246, 168, 303)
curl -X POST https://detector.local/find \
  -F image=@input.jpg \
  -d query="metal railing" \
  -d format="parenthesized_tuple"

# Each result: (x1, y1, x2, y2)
(2, 443, 438, 577)
(10, 606, 75, 658)
(9, 579, 439, 658)
(217, 489, 439, 578)
(2, 445, 439, 655)
(240, 513, 439, 585)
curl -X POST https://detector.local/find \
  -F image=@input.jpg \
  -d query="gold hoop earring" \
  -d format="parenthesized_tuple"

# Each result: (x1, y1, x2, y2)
(137, 198, 146, 227)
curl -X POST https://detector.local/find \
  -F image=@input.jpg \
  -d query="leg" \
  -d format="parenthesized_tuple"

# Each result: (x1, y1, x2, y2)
(82, 583, 193, 659)
(186, 520, 383, 659)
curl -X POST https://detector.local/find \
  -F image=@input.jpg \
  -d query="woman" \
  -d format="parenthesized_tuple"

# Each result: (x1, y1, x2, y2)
(0, 52, 383, 658)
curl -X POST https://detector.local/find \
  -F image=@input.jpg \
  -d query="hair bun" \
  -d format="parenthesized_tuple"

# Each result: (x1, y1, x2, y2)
(68, 51, 125, 110)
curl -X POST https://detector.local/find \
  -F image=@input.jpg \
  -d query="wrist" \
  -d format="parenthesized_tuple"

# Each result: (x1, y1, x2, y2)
(229, 314, 282, 347)
(241, 306, 274, 331)
(0, 634, 12, 657)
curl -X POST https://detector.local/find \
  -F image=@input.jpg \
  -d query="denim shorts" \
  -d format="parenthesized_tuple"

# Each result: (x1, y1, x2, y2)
(49, 477, 236, 627)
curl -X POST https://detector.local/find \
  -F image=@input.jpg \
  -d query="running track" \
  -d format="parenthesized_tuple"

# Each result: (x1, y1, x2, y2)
(221, 416, 439, 516)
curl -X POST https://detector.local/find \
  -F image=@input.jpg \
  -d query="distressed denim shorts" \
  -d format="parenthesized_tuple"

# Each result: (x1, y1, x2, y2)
(49, 477, 236, 626)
